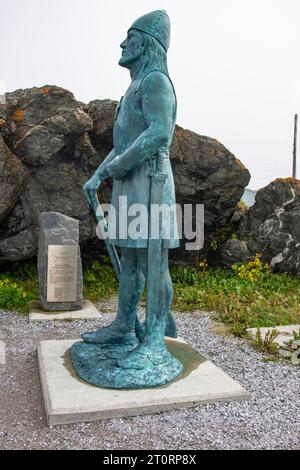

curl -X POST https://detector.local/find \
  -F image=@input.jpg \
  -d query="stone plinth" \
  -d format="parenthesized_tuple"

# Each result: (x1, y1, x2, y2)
(38, 337, 250, 426)
(29, 300, 101, 322)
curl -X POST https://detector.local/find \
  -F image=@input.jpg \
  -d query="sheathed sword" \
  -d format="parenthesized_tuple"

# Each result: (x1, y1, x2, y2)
(146, 150, 178, 338)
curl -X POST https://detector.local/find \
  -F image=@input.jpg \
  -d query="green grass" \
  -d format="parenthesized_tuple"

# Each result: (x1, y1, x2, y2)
(0, 263, 39, 312)
(0, 258, 119, 313)
(83, 260, 118, 300)
(0, 257, 299, 337)
(171, 264, 300, 335)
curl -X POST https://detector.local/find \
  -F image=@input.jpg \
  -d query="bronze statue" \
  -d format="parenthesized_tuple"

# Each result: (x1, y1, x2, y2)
(71, 10, 183, 388)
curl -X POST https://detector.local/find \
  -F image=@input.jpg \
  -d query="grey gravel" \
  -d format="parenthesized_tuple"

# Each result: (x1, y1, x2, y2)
(0, 303, 299, 450)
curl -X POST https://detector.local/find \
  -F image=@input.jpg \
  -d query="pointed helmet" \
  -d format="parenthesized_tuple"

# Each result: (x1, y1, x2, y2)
(128, 10, 170, 52)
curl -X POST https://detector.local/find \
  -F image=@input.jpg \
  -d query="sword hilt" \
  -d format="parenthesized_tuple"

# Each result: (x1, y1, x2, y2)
(156, 148, 167, 174)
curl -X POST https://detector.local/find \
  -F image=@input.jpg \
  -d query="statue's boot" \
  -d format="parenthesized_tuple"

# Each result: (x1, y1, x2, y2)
(82, 321, 138, 347)
(116, 342, 170, 370)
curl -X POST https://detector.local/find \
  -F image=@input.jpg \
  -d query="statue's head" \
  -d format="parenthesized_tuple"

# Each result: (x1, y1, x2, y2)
(119, 10, 170, 75)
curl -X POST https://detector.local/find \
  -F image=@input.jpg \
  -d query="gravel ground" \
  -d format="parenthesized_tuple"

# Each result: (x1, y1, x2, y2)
(0, 302, 299, 450)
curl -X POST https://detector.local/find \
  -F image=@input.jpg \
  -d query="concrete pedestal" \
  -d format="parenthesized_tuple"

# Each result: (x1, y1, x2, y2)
(29, 300, 101, 322)
(38, 337, 250, 426)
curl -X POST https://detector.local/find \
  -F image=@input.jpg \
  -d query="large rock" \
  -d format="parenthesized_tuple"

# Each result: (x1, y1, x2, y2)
(0, 86, 97, 263)
(220, 178, 300, 276)
(0, 85, 250, 266)
(0, 133, 28, 222)
(169, 127, 250, 264)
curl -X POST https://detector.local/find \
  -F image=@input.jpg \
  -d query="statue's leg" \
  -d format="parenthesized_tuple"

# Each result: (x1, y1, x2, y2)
(82, 247, 144, 345)
(147, 248, 173, 346)
(117, 248, 174, 368)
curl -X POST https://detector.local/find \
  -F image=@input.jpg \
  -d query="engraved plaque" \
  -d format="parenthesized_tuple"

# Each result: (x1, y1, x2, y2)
(47, 245, 78, 302)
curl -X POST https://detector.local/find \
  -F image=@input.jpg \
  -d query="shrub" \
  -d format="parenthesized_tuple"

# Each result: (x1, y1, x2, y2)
(252, 328, 279, 354)
(0, 277, 38, 312)
(231, 254, 271, 282)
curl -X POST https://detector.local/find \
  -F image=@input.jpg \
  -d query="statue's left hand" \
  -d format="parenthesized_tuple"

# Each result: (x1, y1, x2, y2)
(106, 157, 127, 180)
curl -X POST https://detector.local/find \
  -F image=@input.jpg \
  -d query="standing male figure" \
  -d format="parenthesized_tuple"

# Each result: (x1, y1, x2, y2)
(79, 10, 181, 378)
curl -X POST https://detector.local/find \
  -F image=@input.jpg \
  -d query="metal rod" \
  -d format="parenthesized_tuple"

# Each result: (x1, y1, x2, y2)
(293, 113, 298, 179)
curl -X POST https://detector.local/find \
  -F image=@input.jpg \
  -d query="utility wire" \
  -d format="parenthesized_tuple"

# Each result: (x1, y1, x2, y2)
(270, 118, 294, 180)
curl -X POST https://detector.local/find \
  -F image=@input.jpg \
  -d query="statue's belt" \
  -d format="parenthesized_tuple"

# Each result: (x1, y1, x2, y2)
(148, 153, 169, 173)
(149, 154, 169, 159)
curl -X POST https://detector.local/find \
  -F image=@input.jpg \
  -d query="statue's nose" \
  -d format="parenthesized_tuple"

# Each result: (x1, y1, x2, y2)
(120, 39, 127, 49)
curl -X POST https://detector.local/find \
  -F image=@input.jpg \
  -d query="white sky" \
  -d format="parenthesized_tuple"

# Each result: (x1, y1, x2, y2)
(1, 0, 300, 189)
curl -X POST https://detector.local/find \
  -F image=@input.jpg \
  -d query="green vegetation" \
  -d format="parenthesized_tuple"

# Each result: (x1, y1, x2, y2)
(210, 224, 238, 252)
(209, 199, 249, 253)
(252, 328, 279, 354)
(171, 255, 300, 336)
(0, 255, 300, 339)
(0, 263, 39, 312)
(83, 259, 118, 300)
(292, 329, 300, 341)
(236, 199, 249, 213)
(0, 257, 119, 313)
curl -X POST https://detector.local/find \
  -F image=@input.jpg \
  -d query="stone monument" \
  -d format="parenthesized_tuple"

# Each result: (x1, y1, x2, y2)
(38, 211, 83, 311)
(71, 10, 184, 388)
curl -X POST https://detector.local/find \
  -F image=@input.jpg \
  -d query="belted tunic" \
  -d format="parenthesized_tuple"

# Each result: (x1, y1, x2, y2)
(108, 70, 180, 249)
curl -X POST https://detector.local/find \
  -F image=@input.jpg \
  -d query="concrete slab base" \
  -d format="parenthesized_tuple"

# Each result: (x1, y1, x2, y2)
(29, 299, 101, 322)
(247, 324, 300, 347)
(0, 341, 6, 365)
(38, 338, 250, 426)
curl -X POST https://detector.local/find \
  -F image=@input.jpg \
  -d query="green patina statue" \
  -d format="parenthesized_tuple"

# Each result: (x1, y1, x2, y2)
(71, 10, 184, 388)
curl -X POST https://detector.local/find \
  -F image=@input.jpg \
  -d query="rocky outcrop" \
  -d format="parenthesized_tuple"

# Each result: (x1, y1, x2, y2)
(169, 127, 250, 264)
(0, 133, 28, 222)
(220, 178, 300, 276)
(0, 85, 250, 266)
(0, 86, 97, 263)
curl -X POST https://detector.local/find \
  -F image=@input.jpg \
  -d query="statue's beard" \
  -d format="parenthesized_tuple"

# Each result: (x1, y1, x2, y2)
(118, 51, 144, 69)
(118, 56, 132, 68)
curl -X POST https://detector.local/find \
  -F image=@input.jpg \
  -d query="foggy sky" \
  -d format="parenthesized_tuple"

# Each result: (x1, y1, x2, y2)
(1, 0, 300, 189)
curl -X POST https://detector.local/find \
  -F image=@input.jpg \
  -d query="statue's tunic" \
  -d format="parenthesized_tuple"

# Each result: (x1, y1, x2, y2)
(108, 71, 180, 249)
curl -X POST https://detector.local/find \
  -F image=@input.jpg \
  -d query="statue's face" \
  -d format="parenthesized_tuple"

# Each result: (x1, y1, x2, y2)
(119, 29, 145, 68)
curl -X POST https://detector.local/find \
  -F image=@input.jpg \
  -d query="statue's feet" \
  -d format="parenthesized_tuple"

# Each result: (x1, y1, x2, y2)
(116, 343, 171, 370)
(82, 322, 137, 347)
